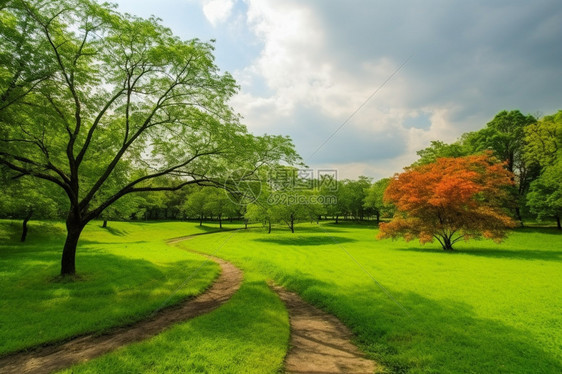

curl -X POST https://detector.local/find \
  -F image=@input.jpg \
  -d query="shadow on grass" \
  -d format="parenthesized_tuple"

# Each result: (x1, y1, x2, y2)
(395, 246, 562, 261)
(513, 226, 562, 235)
(0, 220, 66, 248)
(0, 246, 217, 355)
(277, 276, 562, 373)
(101, 226, 128, 237)
(325, 221, 380, 230)
(66, 279, 289, 373)
(253, 235, 357, 246)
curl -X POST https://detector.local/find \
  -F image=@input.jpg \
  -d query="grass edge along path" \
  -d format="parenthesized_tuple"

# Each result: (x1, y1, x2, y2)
(271, 283, 378, 374)
(0, 220, 226, 355)
(0, 253, 243, 374)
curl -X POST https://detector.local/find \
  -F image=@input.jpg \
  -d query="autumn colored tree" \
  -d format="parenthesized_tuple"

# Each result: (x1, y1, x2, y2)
(377, 153, 516, 250)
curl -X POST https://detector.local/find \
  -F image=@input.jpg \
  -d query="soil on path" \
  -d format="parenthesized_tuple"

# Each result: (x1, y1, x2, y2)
(0, 254, 243, 374)
(272, 285, 378, 374)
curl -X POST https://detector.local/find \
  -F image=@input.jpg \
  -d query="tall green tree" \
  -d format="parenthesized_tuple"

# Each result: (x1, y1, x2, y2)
(524, 110, 562, 168)
(363, 178, 393, 223)
(0, 0, 298, 275)
(467, 110, 538, 224)
(184, 188, 212, 226)
(345, 177, 371, 220)
(524, 110, 562, 228)
(526, 159, 562, 229)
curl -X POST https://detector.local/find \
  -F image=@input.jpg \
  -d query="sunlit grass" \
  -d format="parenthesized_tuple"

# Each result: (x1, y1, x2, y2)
(62, 272, 289, 374)
(180, 222, 562, 373)
(3, 220, 561, 373)
(0, 220, 230, 355)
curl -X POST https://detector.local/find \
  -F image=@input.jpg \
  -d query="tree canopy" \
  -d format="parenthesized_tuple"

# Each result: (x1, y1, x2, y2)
(0, 0, 299, 275)
(378, 153, 516, 250)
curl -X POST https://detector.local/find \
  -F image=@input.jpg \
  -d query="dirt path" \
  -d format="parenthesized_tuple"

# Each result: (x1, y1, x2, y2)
(272, 285, 378, 374)
(0, 254, 243, 374)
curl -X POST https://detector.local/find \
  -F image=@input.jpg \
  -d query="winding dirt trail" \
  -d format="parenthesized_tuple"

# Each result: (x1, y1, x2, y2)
(272, 285, 378, 374)
(0, 253, 243, 374)
(1, 229, 378, 374)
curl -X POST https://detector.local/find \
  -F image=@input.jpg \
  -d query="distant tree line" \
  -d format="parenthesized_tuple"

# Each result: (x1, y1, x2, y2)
(3, 109, 561, 242)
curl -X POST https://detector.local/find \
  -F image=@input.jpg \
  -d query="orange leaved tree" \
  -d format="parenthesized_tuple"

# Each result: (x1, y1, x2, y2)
(377, 153, 516, 250)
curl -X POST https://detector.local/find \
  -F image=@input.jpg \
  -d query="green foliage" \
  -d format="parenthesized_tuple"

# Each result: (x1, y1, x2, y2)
(413, 140, 471, 166)
(363, 178, 393, 221)
(469, 110, 536, 172)
(0, 0, 300, 274)
(524, 110, 562, 168)
(0, 169, 67, 220)
(527, 159, 562, 225)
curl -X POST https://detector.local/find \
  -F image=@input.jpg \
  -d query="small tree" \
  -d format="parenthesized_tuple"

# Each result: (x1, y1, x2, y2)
(204, 189, 239, 229)
(378, 153, 516, 250)
(184, 189, 211, 226)
(0, 169, 65, 241)
(245, 201, 273, 233)
(363, 178, 393, 223)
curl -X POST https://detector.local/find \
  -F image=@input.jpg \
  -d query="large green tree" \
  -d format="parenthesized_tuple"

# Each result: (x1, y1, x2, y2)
(524, 110, 562, 228)
(524, 110, 562, 168)
(466, 110, 538, 224)
(526, 160, 562, 229)
(0, 0, 298, 275)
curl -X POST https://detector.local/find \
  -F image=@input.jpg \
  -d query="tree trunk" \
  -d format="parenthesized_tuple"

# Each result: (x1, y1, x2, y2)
(441, 235, 454, 251)
(60, 218, 85, 276)
(199, 215, 203, 226)
(376, 212, 380, 224)
(219, 214, 222, 229)
(556, 215, 561, 230)
(244, 220, 248, 229)
(290, 214, 294, 233)
(268, 219, 271, 234)
(515, 207, 524, 227)
(102, 219, 107, 228)
(335, 215, 339, 224)
(20, 208, 33, 242)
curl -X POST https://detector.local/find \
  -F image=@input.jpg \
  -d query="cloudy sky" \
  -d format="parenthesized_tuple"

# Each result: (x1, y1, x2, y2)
(112, 0, 562, 180)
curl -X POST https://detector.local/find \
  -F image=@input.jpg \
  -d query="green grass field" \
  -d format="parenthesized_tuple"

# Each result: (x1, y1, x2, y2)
(178, 223, 562, 373)
(0, 220, 223, 354)
(1, 220, 561, 373)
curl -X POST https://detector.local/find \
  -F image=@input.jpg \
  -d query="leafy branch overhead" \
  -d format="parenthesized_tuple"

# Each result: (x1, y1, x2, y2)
(0, 0, 300, 275)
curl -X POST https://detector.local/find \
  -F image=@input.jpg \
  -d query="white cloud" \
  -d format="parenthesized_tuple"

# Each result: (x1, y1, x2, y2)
(202, 0, 234, 27)
(228, 0, 562, 179)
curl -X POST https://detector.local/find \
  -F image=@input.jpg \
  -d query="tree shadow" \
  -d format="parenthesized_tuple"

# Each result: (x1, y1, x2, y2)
(395, 246, 562, 261)
(325, 221, 380, 230)
(271, 275, 562, 373)
(291, 225, 350, 234)
(0, 246, 217, 355)
(101, 225, 128, 237)
(253, 235, 357, 246)
(513, 226, 562, 236)
(64, 279, 289, 373)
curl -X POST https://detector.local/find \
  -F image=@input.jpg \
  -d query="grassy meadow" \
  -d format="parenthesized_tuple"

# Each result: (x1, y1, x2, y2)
(0, 220, 222, 354)
(1, 219, 561, 373)
(173, 222, 562, 373)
